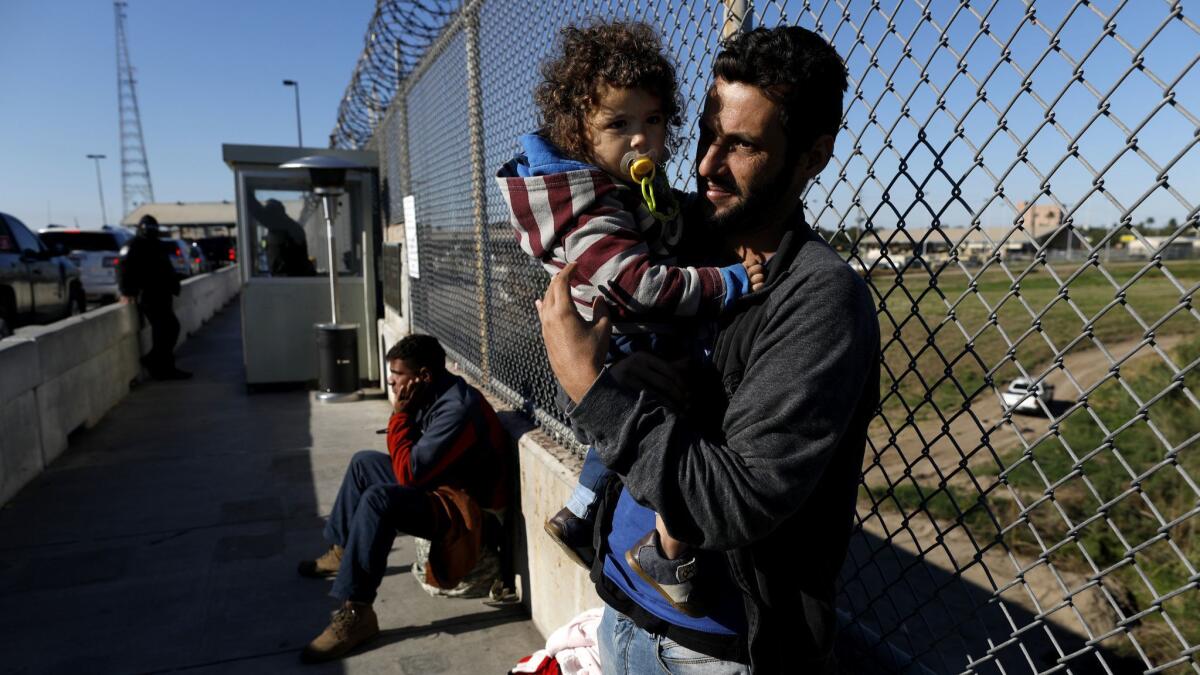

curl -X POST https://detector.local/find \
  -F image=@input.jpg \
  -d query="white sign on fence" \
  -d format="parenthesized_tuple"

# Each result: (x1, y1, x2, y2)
(403, 195, 420, 279)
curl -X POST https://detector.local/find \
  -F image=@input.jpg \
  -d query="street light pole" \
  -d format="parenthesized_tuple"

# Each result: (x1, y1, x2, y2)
(282, 80, 303, 147)
(86, 154, 109, 226)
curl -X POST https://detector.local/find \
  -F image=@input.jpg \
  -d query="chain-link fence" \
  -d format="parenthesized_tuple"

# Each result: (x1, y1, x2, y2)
(351, 1, 1199, 672)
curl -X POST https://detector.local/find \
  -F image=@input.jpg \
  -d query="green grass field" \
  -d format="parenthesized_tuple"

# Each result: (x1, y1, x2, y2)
(868, 259, 1200, 422)
(868, 333, 1200, 666)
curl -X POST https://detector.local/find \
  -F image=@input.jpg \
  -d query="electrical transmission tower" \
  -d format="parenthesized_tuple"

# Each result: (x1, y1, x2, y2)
(115, 1, 154, 216)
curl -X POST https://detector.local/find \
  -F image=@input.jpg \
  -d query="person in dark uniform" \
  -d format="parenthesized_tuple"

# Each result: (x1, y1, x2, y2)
(119, 215, 191, 380)
(247, 196, 316, 277)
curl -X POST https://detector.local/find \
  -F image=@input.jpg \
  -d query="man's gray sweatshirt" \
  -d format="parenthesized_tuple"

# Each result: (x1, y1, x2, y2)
(570, 216, 881, 673)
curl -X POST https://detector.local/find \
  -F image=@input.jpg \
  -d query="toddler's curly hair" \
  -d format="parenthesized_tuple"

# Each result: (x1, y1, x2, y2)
(534, 20, 682, 163)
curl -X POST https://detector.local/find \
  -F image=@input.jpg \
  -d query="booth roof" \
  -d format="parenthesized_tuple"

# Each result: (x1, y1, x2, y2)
(122, 200, 304, 227)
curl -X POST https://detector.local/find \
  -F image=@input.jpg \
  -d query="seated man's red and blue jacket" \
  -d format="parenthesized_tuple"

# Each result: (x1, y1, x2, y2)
(386, 371, 510, 512)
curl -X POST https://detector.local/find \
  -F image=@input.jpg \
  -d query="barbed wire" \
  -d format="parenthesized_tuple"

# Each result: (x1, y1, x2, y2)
(329, 0, 460, 149)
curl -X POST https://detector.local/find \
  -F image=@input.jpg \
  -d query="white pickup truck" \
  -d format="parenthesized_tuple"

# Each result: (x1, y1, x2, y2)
(1001, 377, 1055, 414)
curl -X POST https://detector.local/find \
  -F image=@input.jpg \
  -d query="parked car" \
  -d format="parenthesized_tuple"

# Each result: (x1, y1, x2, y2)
(164, 238, 194, 277)
(38, 225, 135, 303)
(1001, 377, 1055, 414)
(195, 235, 237, 268)
(188, 242, 210, 274)
(0, 212, 86, 337)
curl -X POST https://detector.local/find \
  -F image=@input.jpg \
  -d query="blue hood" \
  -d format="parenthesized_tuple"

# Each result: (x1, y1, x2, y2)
(510, 133, 595, 177)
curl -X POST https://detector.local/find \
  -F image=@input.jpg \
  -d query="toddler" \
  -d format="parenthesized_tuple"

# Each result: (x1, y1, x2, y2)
(495, 20, 763, 617)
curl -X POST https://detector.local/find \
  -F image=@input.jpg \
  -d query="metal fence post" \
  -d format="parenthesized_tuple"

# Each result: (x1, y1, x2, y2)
(464, 0, 490, 379)
(393, 89, 412, 200)
(392, 77, 413, 336)
(721, 0, 751, 40)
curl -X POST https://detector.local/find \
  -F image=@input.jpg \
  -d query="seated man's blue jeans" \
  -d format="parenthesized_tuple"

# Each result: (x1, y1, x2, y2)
(598, 605, 751, 674)
(565, 447, 611, 520)
(324, 450, 440, 603)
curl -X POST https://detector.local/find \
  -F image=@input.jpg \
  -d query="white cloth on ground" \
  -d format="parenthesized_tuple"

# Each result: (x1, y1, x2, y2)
(546, 607, 604, 675)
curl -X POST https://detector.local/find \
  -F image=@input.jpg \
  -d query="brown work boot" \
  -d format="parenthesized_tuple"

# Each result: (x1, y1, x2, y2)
(297, 544, 343, 578)
(300, 601, 379, 663)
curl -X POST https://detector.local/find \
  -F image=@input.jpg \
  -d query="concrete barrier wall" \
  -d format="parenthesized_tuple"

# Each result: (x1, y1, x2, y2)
(505, 421, 604, 637)
(166, 264, 243, 347)
(0, 337, 44, 508)
(19, 304, 143, 469)
(0, 265, 240, 506)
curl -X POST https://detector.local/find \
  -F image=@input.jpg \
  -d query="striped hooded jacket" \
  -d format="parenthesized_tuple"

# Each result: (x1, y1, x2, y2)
(495, 134, 748, 327)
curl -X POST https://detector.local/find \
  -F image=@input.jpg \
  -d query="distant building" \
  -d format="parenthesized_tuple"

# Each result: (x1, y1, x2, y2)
(122, 201, 238, 239)
(852, 225, 1039, 270)
(1016, 201, 1063, 239)
(1123, 235, 1199, 259)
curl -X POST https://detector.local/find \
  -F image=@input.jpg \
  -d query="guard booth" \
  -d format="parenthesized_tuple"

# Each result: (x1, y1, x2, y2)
(222, 144, 380, 386)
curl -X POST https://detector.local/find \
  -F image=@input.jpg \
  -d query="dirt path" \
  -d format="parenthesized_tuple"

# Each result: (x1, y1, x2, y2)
(857, 334, 1187, 658)
(867, 333, 1187, 486)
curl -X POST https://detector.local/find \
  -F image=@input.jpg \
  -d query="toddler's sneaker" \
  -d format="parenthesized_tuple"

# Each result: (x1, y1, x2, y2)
(544, 507, 596, 570)
(625, 530, 702, 617)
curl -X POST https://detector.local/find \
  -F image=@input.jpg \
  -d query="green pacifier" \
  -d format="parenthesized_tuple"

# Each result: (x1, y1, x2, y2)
(621, 151, 678, 223)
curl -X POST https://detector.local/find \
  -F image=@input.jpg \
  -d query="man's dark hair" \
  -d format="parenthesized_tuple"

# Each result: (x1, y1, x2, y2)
(714, 27, 848, 159)
(138, 214, 159, 228)
(385, 334, 446, 374)
(535, 19, 683, 162)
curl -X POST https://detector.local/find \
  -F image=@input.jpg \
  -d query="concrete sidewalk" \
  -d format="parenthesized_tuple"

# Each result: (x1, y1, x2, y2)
(0, 300, 543, 674)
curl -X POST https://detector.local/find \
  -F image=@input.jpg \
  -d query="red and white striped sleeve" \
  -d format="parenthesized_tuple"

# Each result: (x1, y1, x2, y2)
(497, 168, 727, 321)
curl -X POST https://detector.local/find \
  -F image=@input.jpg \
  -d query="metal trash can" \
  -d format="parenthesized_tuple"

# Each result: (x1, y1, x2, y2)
(315, 323, 360, 401)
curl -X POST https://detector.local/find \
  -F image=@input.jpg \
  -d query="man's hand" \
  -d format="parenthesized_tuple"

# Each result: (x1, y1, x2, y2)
(610, 353, 690, 411)
(392, 379, 426, 414)
(536, 263, 611, 403)
(118, 295, 134, 305)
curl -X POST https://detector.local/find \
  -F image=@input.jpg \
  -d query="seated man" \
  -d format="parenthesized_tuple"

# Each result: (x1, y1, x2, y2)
(296, 334, 511, 663)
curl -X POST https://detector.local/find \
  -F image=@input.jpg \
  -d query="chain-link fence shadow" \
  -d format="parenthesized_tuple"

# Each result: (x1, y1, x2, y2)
(352, 1, 1199, 671)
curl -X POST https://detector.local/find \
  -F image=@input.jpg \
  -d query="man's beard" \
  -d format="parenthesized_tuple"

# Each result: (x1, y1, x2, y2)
(699, 164, 795, 235)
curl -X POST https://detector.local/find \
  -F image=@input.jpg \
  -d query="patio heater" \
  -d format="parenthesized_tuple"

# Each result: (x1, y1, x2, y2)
(279, 155, 366, 402)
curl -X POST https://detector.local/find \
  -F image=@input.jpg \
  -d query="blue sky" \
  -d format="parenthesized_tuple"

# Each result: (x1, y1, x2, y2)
(708, 0, 1197, 232)
(478, 0, 1196, 233)
(805, 0, 1200, 233)
(0, 0, 375, 229)
(3, 0, 1195, 235)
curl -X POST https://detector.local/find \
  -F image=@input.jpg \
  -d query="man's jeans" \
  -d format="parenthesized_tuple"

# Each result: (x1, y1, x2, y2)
(324, 450, 438, 603)
(564, 447, 612, 519)
(598, 605, 751, 674)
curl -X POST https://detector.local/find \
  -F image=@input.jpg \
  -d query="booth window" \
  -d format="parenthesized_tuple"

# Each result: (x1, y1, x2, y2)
(243, 175, 365, 278)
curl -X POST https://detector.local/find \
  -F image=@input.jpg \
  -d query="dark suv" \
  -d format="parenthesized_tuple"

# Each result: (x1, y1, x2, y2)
(0, 212, 85, 337)
(195, 235, 237, 268)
